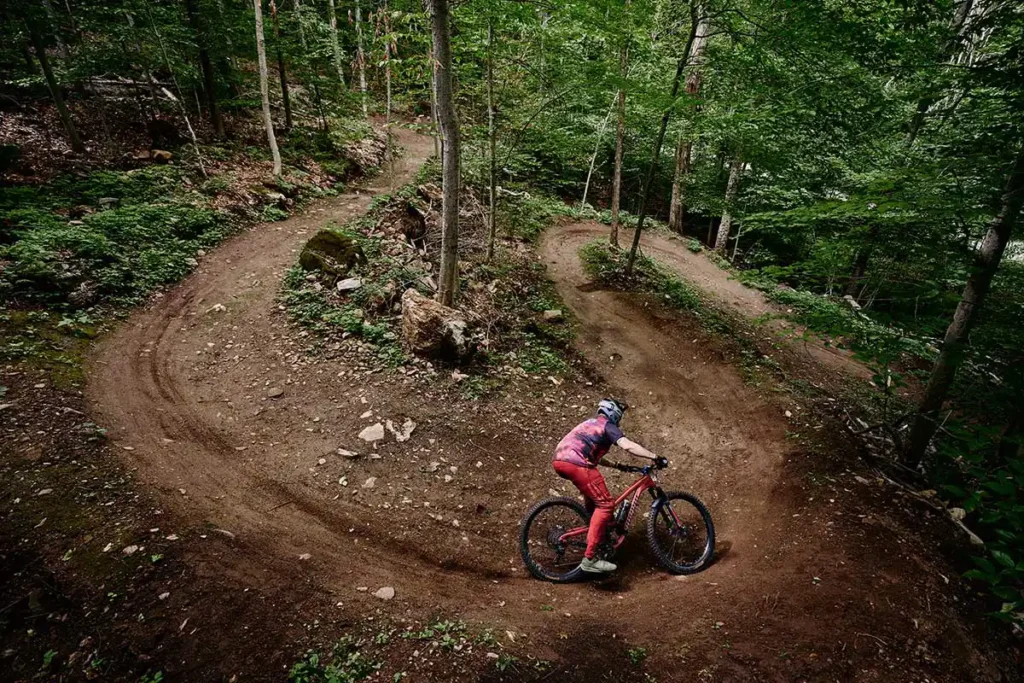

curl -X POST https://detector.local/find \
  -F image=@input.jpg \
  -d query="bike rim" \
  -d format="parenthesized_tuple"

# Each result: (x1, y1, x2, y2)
(525, 504, 588, 578)
(652, 498, 711, 569)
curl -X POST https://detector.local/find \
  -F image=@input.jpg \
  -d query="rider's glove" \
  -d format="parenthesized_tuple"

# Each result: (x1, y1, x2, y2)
(654, 456, 669, 469)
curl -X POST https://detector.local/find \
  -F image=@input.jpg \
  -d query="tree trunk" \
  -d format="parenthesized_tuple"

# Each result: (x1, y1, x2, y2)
(669, 5, 710, 233)
(905, 147, 1024, 467)
(27, 22, 84, 153)
(293, 0, 309, 49)
(844, 224, 880, 299)
(581, 98, 616, 209)
(429, 43, 440, 158)
(41, 0, 69, 58)
(714, 159, 743, 253)
(355, 0, 368, 116)
(625, 3, 700, 273)
(327, 0, 347, 88)
(486, 18, 498, 262)
(668, 131, 689, 232)
(424, 0, 460, 306)
(269, 0, 293, 130)
(996, 403, 1024, 462)
(610, 40, 627, 248)
(254, 0, 282, 176)
(184, 0, 224, 138)
(905, 0, 976, 146)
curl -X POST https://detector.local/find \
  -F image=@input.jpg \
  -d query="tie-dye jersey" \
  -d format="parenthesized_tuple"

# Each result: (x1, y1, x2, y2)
(554, 416, 624, 467)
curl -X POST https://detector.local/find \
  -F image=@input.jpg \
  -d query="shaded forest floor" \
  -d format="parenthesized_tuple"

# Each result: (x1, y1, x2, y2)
(2, 134, 1021, 682)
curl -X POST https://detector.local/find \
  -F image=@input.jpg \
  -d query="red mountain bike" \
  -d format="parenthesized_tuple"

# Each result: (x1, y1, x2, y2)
(520, 461, 715, 582)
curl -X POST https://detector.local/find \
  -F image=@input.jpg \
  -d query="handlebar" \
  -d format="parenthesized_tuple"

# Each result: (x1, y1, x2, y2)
(602, 460, 668, 473)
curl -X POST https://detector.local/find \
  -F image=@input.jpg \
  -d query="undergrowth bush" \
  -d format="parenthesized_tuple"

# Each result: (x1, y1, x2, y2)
(2, 203, 226, 306)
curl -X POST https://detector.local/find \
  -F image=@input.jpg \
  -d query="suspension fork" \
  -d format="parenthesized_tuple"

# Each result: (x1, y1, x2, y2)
(649, 486, 682, 528)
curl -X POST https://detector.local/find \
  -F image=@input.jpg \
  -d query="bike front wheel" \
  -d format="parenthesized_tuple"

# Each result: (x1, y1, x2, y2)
(520, 497, 589, 583)
(646, 491, 715, 574)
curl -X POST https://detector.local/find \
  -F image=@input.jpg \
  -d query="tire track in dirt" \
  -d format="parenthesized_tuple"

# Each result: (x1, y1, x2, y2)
(87, 144, 986, 679)
(87, 130, 493, 602)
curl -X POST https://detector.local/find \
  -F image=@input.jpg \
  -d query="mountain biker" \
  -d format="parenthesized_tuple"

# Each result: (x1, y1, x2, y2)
(553, 399, 667, 574)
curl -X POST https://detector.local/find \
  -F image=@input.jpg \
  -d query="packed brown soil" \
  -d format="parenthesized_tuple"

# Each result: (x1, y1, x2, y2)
(4, 134, 1016, 681)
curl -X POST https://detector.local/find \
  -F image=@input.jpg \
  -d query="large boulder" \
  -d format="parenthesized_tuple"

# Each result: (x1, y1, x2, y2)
(401, 288, 472, 362)
(299, 230, 366, 277)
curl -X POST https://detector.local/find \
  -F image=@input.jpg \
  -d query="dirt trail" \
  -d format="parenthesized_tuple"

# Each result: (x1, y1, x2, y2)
(622, 225, 874, 380)
(87, 142, 999, 680)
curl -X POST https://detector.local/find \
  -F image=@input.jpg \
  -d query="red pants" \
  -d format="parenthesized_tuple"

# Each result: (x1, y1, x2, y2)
(553, 460, 614, 560)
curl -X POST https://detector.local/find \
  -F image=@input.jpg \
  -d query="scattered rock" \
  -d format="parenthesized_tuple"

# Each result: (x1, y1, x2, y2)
(423, 461, 440, 473)
(400, 289, 472, 362)
(950, 507, 966, 521)
(299, 230, 366, 278)
(854, 475, 870, 485)
(373, 586, 395, 601)
(0, 404, 13, 413)
(267, 387, 285, 398)
(542, 309, 564, 322)
(36, 488, 53, 496)
(359, 423, 385, 442)
(362, 477, 377, 489)
(151, 149, 173, 163)
(159, 592, 171, 601)
(337, 448, 360, 459)
(360, 410, 373, 419)
(298, 553, 312, 561)
(123, 545, 140, 556)
(386, 418, 416, 442)
(336, 277, 363, 292)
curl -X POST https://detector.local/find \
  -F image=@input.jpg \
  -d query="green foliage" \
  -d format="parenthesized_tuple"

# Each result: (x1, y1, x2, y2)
(2, 202, 225, 306)
(288, 638, 378, 683)
(627, 647, 648, 665)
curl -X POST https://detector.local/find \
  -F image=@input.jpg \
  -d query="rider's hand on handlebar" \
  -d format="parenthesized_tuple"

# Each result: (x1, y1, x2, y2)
(654, 456, 669, 469)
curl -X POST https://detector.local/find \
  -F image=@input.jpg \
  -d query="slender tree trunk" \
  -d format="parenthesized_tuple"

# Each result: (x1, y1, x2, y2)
(184, 0, 224, 138)
(254, 0, 282, 176)
(905, 0, 976, 146)
(668, 130, 688, 232)
(424, 0, 460, 306)
(610, 40, 627, 247)
(293, 0, 309, 49)
(625, 4, 700, 273)
(714, 158, 743, 253)
(906, 147, 1024, 467)
(669, 6, 709, 232)
(996, 402, 1024, 462)
(213, 0, 238, 97)
(355, 0, 368, 116)
(429, 43, 440, 158)
(269, 0, 293, 130)
(41, 0, 69, 58)
(581, 98, 616, 208)
(327, 0, 347, 88)
(486, 18, 498, 262)
(845, 224, 880, 298)
(27, 23, 84, 153)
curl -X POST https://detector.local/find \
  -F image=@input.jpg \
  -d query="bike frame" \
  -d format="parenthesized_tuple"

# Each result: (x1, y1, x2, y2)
(557, 466, 679, 549)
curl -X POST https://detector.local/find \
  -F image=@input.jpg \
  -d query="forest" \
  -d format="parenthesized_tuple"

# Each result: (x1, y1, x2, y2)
(1, 0, 1023, 681)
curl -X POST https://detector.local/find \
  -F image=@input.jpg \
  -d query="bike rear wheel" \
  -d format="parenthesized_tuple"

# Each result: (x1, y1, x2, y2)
(646, 491, 715, 574)
(520, 497, 589, 582)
